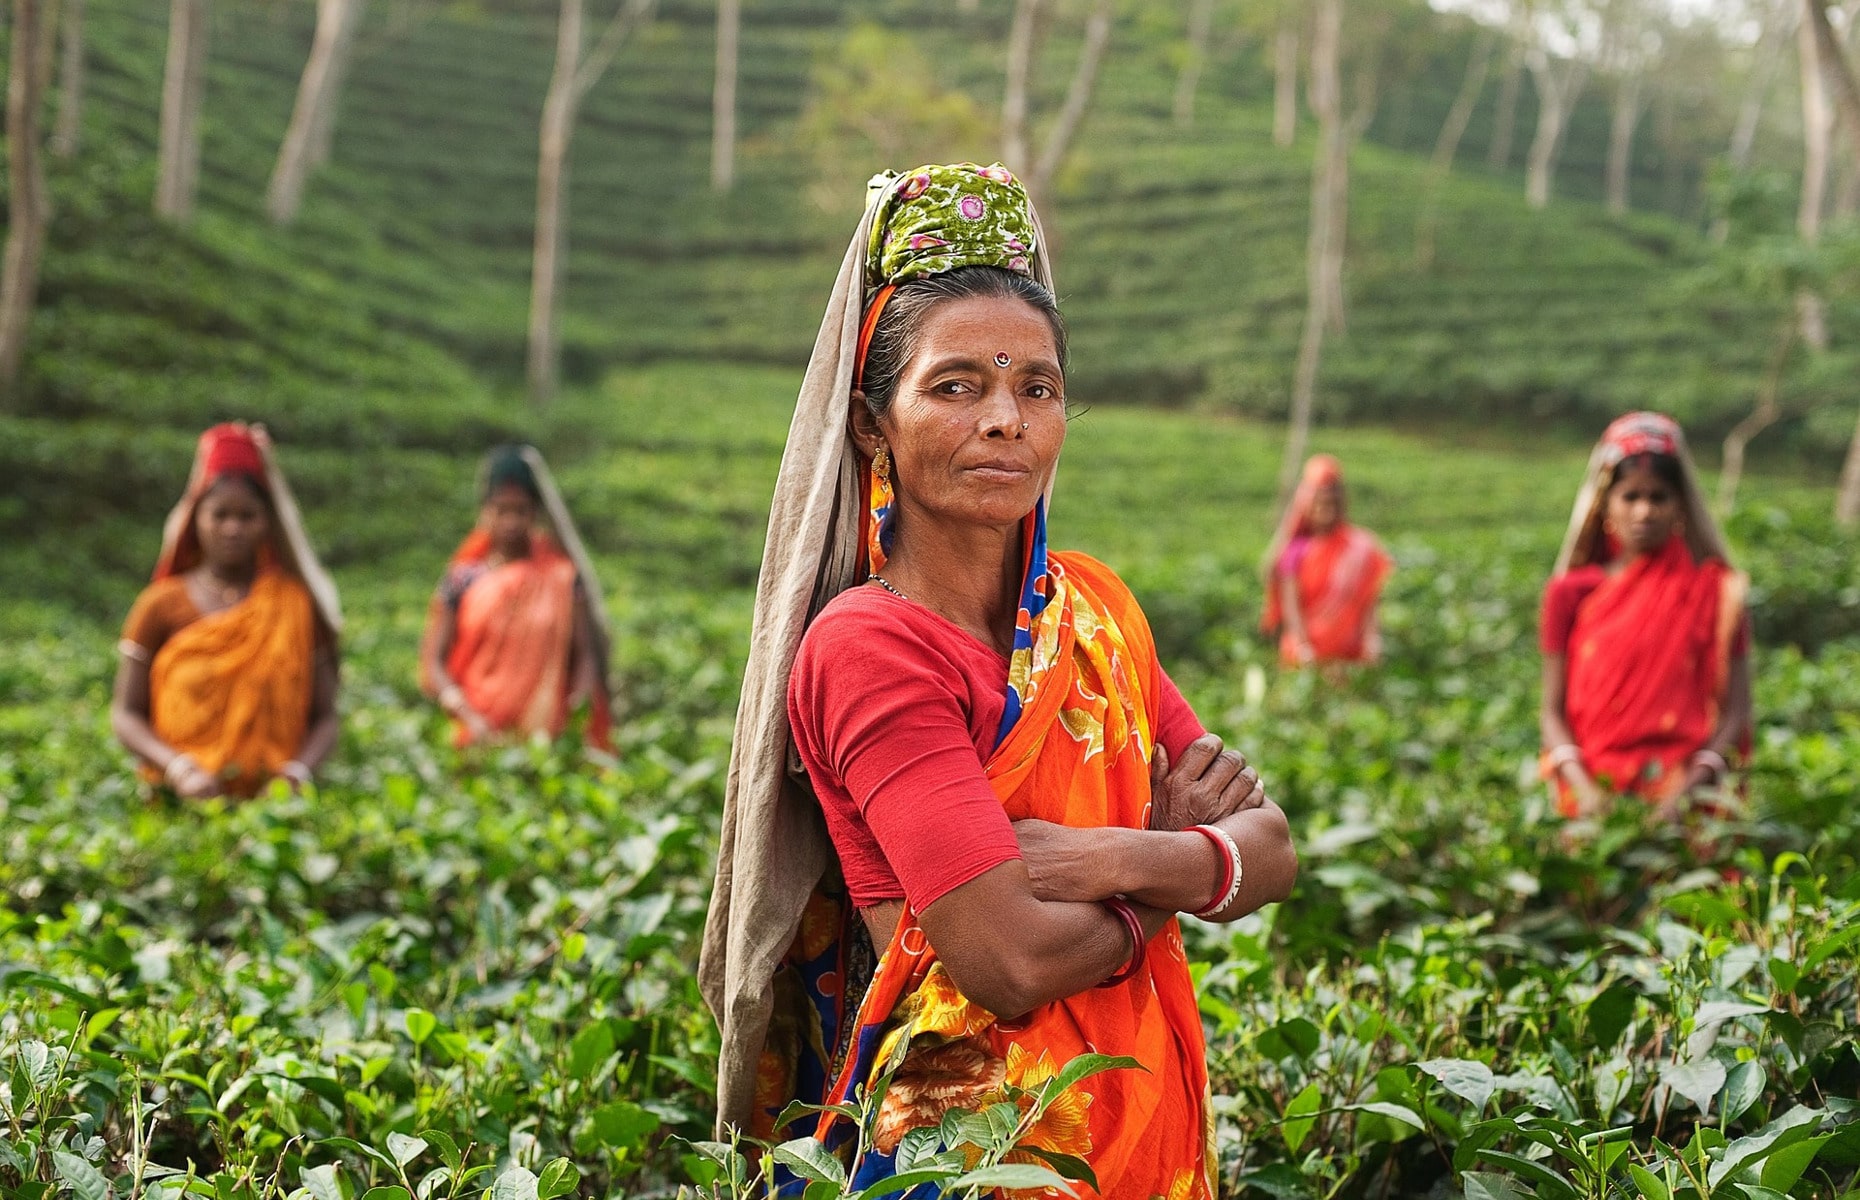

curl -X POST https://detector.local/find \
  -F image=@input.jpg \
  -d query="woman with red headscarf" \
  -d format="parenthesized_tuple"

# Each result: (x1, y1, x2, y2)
(111, 423, 342, 799)
(1539, 413, 1752, 818)
(1261, 455, 1392, 667)
(418, 445, 612, 752)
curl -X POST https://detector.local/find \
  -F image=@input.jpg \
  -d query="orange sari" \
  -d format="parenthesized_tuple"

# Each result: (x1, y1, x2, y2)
(423, 530, 611, 750)
(147, 568, 317, 797)
(808, 550, 1213, 1200)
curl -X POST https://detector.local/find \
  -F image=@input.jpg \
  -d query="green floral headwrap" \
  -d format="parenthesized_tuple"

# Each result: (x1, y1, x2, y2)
(864, 163, 1039, 289)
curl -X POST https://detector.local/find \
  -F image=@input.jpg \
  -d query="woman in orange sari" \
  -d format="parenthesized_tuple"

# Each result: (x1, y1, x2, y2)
(420, 445, 612, 751)
(111, 423, 342, 799)
(1261, 455, 1391, 667)
(700, 164, 1298, 1197)
(1539, 413, 1752, 818)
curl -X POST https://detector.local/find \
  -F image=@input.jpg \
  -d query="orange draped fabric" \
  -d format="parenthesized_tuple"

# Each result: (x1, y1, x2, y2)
(813, 552, 1213, 1200)
(1557, 535, 1747, 812)
(147, 568, 317, 797)
(423, 530, 611, 750)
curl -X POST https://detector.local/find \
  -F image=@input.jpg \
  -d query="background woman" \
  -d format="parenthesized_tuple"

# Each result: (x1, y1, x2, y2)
(700, 164, 1297, 1196)
(1539, 412, 1751, 818)
(420, 445, 612, 752)
(112, 423, 342, 799)
(1261, 454, 1392, 667)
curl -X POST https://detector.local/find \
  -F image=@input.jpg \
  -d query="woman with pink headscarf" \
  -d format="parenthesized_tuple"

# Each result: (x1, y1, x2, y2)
(1261, 455, 1392, 667)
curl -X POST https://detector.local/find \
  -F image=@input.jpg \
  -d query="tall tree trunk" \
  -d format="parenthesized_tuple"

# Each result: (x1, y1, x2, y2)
(1524, 51, 1586, 210)
(1837, 400, 1860, 524)
(155, 0, 210, 223)
(526, 0, 653, 406)
(1488, 35, 1523, 169)
(1730, 4, 1790, 171)
(1604, 72, 1643, 215)
(0, 0, 52, 398)
(51, 0, 84, 158)
(1027, 0, 1113, 201)
(1279, 0, 1341, 506)
(1272, 21, 1297, 147)
(1717, 318, 1796, 515)
(1172, 0, 1214, 129)
(1002, 0, 1042, 172)
(710, 0, 739, 191)
(529, 0, 584, 407)
(266, 0, 364, 226)
(1798, 2, 1834, 350)
(1417, 28, 1495, 269)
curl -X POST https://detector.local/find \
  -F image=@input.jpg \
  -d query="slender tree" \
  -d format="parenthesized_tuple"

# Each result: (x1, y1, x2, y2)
(51, 0, 84, 158)
(155, 0, 210, 223)
(711, 0, 739, 191)
(1172, 0, 1215, 128)
(1, 0, 53, 397)
(1001, 0, 1043, 172)
(528, 0, 656, 405)
(1797, 0, 1834, 349)
(1798, 0, 1860, 521)
(1600, 1, 1657, 216)
(1416, 24, 1495, 269)
(1524, 41, 1588, 209)
(1026, 0, 1114, 201)
(1279, 0, 1342, 504)
(267, 0, 366, 226)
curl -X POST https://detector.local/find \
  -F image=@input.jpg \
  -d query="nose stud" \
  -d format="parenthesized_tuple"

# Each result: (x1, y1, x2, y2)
(994, 352, 1012, 368)
(1020, 422, 1029, 430)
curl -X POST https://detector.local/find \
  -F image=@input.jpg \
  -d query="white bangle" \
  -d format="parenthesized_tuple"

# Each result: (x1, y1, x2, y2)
(439, 684, 465, 713)
(280, 760, 313, 785)
(1190, 823, 1244, 919)
(1692, 749, 1729, 778)
(1544, 744, 1583, 772)
(163, 754, 197, 786)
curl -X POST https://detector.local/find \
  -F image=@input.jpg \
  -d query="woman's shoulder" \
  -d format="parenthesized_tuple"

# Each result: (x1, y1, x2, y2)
(803, 585, 942, 655)
(1544, 564, 1607, 599)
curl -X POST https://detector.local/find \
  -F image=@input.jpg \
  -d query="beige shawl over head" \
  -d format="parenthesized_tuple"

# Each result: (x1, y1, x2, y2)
(1553, 411, 1733, 576)
(698, 172, 1055, 1134)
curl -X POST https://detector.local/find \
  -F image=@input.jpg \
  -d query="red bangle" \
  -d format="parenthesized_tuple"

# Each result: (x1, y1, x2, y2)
(1186, 824, 1238, 918)
(1097, 897, 1146, 987)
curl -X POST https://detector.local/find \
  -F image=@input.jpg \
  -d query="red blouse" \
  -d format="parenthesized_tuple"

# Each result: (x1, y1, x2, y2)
(1541, 565, 1748, 657)
(788, 585, 1208, 912)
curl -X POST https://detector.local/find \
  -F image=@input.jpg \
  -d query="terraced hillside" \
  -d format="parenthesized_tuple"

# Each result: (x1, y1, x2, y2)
(0, 0, 1845, 606)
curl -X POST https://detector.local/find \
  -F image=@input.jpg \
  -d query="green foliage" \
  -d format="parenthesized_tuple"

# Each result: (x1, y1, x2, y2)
(5, 380, 1857, 1197)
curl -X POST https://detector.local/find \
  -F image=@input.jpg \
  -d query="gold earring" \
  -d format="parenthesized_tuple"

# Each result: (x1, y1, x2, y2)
(873, 444, 891, 483)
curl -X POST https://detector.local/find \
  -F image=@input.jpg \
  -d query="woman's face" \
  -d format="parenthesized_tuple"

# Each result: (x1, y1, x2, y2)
(1605, 458, 1682, 556)
(865, 295, 1067, 535)
(483, 484, 538, 558)
(195, 477, 270, 571)
(1306, 483, 1343, 533)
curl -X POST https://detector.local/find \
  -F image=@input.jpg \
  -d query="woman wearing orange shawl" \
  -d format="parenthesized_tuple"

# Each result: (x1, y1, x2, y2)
(1539, 413, 1752, 819)
(419, 446, 612, 752)
(1261, 455, 1391, 667)
(699, 165, 1297, 1197)
(111, 423, 342, 799)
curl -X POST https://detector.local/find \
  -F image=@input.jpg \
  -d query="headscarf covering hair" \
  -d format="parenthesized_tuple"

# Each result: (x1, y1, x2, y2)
(699, 163, 1053, 1134)
(154, 423, 343, 636)
(1554, 412, 1732, 575)
(1260, 453, 1346, 584)
(480, 443, 544, 503)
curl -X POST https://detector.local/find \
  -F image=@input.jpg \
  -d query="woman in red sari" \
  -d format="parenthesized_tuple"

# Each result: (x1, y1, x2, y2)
(1261, 455, 1391, 667)
(1539, 413, 1752, 818)
(111, 423, 342, 799)
(419, 446, 612, 752)
(700, 164, 1298, 1198)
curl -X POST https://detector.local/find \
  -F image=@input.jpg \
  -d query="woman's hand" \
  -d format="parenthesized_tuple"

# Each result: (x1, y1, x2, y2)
(1012, 819, 1115, 904)
(1561, 764, 1607, 819)
(1148, 735, 1264, 832)
(165, 753, 220, 800)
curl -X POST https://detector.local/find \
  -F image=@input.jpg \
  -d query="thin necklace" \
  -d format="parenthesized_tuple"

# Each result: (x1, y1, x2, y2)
(868, 574, 909, 601)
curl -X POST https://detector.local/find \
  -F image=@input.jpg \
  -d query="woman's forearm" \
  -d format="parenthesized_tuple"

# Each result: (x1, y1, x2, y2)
(111, 706, 177, 771)
(919, 863, 1169, 1020)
